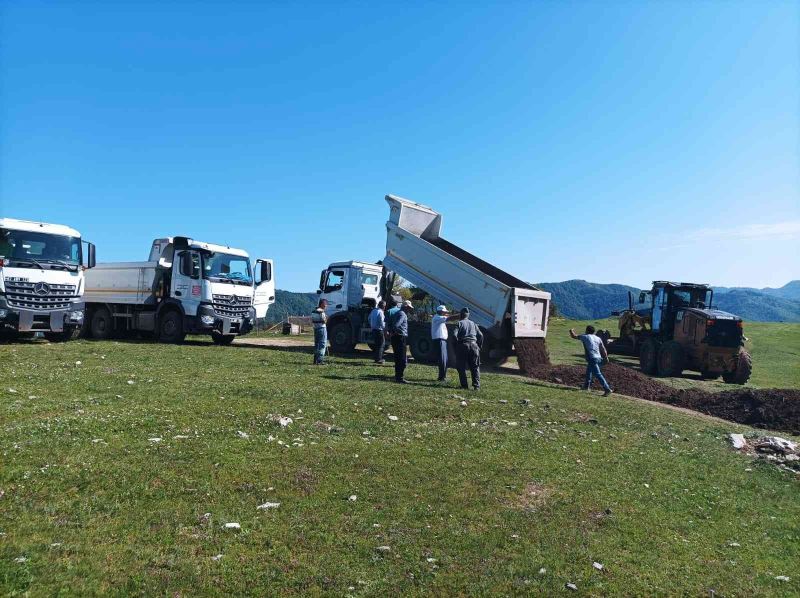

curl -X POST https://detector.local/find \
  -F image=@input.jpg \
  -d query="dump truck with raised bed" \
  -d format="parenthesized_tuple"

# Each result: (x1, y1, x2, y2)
(382, 195, 550, 365)
(84, 237, 274, 344)
(607, 281, 752, 384)
(0, 217, 96, 342)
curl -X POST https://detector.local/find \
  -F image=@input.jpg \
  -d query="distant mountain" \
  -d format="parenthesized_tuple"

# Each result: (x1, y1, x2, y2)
(268, 280, 800, 325)
(535, 279, 800, 323)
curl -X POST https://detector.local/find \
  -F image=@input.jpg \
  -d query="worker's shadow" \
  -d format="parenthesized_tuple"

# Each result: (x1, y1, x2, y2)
(322, 373, 431, 386)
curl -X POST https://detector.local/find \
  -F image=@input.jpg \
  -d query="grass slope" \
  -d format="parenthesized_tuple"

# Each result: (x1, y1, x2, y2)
(1, 338, 799, 595)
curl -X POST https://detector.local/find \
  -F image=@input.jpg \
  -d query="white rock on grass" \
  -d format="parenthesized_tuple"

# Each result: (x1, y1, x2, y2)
(388, 415, 398, 421)
(223, 522, 241, 530)
(211, 554, 223, 561)
(566, 583, 578, 591)
(14, 556, 27, 563)
(376, 545, 391, 553)
(173, 435, 190, 440)
(237, 431, 250, 439)
(279, 416, 293, 428)
(148, 437, 162, 443)
(7, 389, 17, 394)
(538, 568, 547, 575)
(460, 401, 467, 407)
(348, 495, 357, 502)
(729, 434, 747, 450)
(593, 562, 604, 571)
(257, 502, 281, 510)
(776, 576, 791, 582)
(127, 380, 135, 385)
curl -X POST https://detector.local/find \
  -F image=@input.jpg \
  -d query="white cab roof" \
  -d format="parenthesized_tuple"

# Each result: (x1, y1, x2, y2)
(0, 217, 81, 238)
(328, 260, 382, 271)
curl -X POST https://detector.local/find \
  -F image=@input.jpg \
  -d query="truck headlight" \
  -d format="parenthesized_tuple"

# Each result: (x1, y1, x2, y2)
(0, 309, 7, 319)
(201, 315, 215, 325)
(69, 310, 84, 322)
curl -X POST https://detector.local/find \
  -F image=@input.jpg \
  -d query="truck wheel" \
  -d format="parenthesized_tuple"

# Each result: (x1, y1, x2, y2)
(408, 330, 436, 363)
(158, 310, 186, 344)
(211, 332, 236, 346)
(639, 339, 659, 375)
(723, 351, 752, 385)
(657, 341, 684, 377)
(329, 322, 355, 353)
(90, 307, 114, 340)
(44, 329, 76, 343)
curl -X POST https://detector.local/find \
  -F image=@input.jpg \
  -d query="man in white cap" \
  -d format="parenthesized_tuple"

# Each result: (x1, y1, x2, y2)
(388, 300, 413, 383)
(431, 305, 458, 383)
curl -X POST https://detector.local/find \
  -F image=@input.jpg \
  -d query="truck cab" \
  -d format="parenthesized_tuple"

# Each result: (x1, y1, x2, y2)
(317, 261, 385, 351)
(0, 218, 95, 342)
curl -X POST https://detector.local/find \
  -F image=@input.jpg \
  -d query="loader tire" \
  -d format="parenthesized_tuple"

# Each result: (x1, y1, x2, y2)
(90, 307, 114, 340)
(657, 341, 684, 377)
(639, 339, 659, 375)
(329, 322, 355, 353)
(723, 350, 752, 385)
(158, 310, 186, 344)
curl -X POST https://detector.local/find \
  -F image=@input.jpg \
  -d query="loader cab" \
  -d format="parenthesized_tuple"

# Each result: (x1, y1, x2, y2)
(650, 282, 712, 338)
(318, 261, 382, 316)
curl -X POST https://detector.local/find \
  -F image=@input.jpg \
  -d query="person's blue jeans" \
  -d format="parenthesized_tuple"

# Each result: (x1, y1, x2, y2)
(314, 326, 327, 364)
(436, 338, 448, 381)
(584, 357, 610, 391)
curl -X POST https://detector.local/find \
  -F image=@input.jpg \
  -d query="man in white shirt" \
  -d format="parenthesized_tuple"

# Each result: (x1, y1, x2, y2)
(368, 300, 387, 364)
(431, 305, 458, 382)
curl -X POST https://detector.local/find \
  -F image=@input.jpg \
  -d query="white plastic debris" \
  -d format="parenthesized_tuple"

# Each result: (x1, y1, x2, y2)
(257, 502, 280, 510)
(237, 431, 250, 439)
(776, 576, 790, 582)
(376, 545, 391, 552)
(728, 542, 741, 547)
(127, 380, 135, 385)
(148, 437, 162, 443)
(50, 543, 62, 548)
(538, 568, 547, 575)
(91, 439, 104, 444)
(173, 435, 189, 440)
(388, 415, 398, 421)
(460, 401, 467, 407)
(14, 556, 27, 563)
(644, 483, 650, 488)
(348, 495, 357, 502)
(223, 522, 241, 530)
(279, 416, 293, 428)
(7, 388, 17, 394)
(566, 583, 578, 591)
(729, 434, 747, 450)
(593, 562, 604, 571)
(427, 557, 437, 563)
(75, 361, 82, 366)
(211, 554, 223, 561)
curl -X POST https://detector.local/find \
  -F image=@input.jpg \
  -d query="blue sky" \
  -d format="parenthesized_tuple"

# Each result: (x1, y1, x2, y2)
(1, 1, 798, 291)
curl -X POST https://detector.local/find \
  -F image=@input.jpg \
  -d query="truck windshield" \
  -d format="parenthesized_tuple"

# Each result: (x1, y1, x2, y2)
(203, 252, 252, 285)
(0, 227, 81, 268)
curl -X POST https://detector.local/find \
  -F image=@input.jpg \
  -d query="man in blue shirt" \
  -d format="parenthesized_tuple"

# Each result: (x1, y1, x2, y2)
(388, 300, 412, 383)
(368, 300, 387, 364)
(569, 325, 613, 395)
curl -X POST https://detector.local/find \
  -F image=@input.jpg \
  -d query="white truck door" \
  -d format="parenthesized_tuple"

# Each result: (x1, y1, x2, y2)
(321, 268, 348, 315)
(253, 258, 275, 319)
(172, 250, 202, 315)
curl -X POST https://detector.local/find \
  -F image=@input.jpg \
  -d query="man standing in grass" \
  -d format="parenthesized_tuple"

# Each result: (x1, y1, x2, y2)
(369, 300, 387, 364)
(569, 325, 613, 396)
(431, 305, 457, 383)
(388, 300, 413, 383)
(455, 307, 483, 390)
(311, 299, 328, 365)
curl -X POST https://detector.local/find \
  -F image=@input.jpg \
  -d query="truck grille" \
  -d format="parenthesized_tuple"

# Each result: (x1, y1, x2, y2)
(212, 294, 252, 318)
(4, 281, 78, 311)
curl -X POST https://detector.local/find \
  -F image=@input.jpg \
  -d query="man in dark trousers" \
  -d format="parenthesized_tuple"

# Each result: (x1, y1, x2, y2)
(311, 299, 328, 365)
(569, 325, 613, 396)
(368, 300, 387, 364)
(455, 307, 483, 390)
(388, 300, 413, 383)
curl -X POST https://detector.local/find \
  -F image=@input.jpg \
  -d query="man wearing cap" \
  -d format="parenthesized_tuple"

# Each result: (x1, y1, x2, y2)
(431, 305, 458, 383)
(455, 307, 483, 390)
(388, 300, 413, 383)
(368, 300, 387, 364)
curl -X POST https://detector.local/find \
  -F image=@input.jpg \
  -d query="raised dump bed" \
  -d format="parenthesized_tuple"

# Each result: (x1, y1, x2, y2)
(383, 194, 550, 364)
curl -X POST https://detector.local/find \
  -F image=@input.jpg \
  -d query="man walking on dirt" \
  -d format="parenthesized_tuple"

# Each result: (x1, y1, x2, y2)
(388, 300, 413, 383)
(369, 300, 387, 364)
(311, 299, 328, 365)
(455, 307, 483, 390)
(569, 325, 613, 396)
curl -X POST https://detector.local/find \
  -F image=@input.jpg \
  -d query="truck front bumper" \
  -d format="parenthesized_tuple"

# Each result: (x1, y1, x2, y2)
(197, 304, 254, 336)
(0, 297, 85, 333)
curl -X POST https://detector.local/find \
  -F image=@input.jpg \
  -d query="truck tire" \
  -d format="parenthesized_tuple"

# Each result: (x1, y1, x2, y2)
(211, 332, 236, 346)
(45, 329, 76, 343)
(329, 321, 355, 353)
(639, 338, 659, 375)
(408, 329, 437, 363)
(158, 310, 186, 344)
(657, 341, 684, 377)
(723, 350, 752, 385)
(90, 307, 114, 340)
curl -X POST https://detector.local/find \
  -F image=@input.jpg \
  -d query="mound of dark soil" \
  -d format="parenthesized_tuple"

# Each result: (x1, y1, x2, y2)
(515, 338, 551, 372)
(523, 362, 800, 434)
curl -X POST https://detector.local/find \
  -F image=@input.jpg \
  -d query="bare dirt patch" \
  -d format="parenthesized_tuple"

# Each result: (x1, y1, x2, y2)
(508, 482, 553, 512)
(523, 363, 800, 434)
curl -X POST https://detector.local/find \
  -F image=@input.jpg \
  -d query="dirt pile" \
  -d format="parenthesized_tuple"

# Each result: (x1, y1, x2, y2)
(515, 338, 551, 372)
(522, 362, 800, 434)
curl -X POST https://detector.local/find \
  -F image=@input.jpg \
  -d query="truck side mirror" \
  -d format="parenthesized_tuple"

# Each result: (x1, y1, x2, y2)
(259, 260, 272, 283)
(87, 243, 96, 269)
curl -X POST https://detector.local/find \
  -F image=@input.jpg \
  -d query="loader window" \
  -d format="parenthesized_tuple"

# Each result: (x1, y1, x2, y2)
(324, 270, 344, 293)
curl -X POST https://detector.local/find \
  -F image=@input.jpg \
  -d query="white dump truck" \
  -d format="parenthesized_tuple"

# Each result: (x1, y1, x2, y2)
(84, 237, 274, 344)
(0, 217, 96, 341)
(317, 195, 550, 364)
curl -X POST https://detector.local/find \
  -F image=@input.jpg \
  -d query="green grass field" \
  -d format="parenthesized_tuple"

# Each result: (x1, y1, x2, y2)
(1, 326, 798, 595)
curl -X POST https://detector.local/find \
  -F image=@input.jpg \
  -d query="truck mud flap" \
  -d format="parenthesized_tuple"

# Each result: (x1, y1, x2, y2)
(16, 311, 64, 333)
